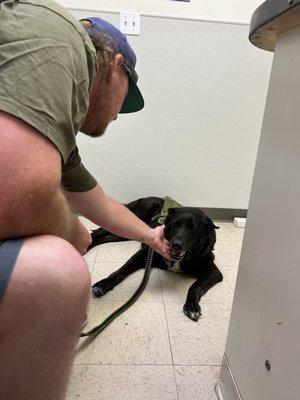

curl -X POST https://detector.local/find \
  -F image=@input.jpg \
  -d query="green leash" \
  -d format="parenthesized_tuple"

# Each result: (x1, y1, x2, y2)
(80, 246, 154, 337)
(80, 196, 181, 338)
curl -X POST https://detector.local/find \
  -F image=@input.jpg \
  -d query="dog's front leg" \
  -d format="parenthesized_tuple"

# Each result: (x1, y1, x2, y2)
(92, 247, 148, 298)
(183, 265, 223, 322)
(88, 228, 129, 250)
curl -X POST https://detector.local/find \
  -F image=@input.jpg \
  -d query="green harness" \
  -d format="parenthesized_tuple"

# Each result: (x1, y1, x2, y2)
(81, 196, 181, 338)
(157, 196, 182, 225)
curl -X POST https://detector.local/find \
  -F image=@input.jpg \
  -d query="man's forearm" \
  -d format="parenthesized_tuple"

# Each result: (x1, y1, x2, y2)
(65, 184, 171, 259)
(64, 185, 153, 243)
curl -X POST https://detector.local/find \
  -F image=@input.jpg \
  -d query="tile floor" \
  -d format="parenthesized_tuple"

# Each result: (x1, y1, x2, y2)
(66, 218, 244, 400)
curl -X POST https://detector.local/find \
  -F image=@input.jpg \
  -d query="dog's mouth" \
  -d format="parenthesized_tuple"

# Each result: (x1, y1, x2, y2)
(170, 248, 186, 261)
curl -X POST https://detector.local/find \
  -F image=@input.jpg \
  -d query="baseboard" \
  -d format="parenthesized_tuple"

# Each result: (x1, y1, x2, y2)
(200, 208, 247, 221)
(215, 383, 225, 400)
(217, 355, 243, 400)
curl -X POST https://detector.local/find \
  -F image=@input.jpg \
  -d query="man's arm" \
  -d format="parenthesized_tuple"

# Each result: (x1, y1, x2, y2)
(64, 184, 171, 259)
(0, 112, 89, 253)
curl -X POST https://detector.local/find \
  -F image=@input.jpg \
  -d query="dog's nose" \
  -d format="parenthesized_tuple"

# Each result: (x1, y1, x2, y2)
(171, 240, 184, 252)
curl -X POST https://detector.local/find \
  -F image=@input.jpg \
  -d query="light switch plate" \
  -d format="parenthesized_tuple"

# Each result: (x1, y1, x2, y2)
(120, 11, 140, 36)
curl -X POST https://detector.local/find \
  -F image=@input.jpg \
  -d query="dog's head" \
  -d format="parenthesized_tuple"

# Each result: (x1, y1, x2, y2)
(163, 207, 218, 261)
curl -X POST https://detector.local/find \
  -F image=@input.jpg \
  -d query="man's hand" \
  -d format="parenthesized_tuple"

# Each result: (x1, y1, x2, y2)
(144, 225, 172, 260)
(72, 221, 92, 255)
(64, 186, 174, 259)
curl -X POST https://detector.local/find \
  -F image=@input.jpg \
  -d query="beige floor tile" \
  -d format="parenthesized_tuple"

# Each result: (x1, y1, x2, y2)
(67, 365, 178, 400)
(84, 245, 99, 263)
(79, 216, 100, 231)
(175, 366, 220, 400)
(76, 300, 172, 365)
(91, 261, 163, 302)
(214, 240, 243, 291)
(215, 222, 245, 242)
(160, 269, 233, 305)
(214, 240, 243, 266)
(94, 241, 141, 263)
(222, 266, 239, 292)
(84, 259, 95, 274)
(165, 302, 231, 366)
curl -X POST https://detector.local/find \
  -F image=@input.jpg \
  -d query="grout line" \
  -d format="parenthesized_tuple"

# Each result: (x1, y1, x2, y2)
(89, 298, 234, 304)
(73, 363, 222, 367)
(89, 246, 101, 274)
(89, 299, 166, 303)
(223, 275, 236, 292)
(85, 257, 96, 275)
(88, 299, 234, 306)
(159, 270, 180, 400)
(92, 260, 134, 264)
(215, 237, 244, 243)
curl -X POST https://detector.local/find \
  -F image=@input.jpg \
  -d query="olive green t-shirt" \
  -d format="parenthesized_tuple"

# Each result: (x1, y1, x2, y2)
(0, 0, 98, 191)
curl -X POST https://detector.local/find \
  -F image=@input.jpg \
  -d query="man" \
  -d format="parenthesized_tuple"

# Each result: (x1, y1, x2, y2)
(0, 1, 171, 399)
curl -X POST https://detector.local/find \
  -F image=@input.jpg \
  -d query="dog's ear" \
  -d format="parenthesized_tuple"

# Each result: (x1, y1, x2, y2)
(165, 208, 176, 221)
(206, 219, 219, 230)
(164, 208, 176, 226)
(202, 218, 217, 254)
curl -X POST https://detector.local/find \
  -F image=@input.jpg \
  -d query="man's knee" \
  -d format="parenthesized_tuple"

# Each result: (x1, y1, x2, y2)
(15, 234, 91, 292)
(1, 235, 91, 327)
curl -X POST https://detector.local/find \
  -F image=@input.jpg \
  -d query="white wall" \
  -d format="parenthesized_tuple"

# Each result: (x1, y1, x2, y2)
(57, 2, 273, 210)
(57, 0, 263, 24)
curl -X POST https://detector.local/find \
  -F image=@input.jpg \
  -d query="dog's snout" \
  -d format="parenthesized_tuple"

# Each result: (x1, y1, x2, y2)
(171, 240, 184, 252)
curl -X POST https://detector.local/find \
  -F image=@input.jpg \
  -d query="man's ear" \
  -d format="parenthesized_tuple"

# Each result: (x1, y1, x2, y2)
(114, 54, 124, 69)
(106, 54, 124, 84)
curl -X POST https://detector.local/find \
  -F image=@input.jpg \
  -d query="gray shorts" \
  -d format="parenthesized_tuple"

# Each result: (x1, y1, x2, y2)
(0, 239, 24, 300)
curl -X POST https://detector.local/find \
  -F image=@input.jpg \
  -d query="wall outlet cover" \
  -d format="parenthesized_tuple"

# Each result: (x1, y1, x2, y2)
(233, 217, 246, 228)
(120, 11, 140, 36)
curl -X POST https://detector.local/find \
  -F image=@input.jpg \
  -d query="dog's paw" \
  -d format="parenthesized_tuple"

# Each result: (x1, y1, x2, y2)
(183, 302, 202, 322)
(92, 279, 113, 298)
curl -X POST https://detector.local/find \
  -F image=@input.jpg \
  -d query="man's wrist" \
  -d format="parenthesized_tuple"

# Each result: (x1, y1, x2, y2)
(138, 228, 154, 246)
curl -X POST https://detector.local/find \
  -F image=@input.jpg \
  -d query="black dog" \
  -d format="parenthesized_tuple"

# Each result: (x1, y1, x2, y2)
(89, 196, 223, 322)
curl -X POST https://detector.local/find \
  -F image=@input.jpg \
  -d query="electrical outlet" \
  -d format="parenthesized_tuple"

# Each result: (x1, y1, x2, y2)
(120, 12, 140, 36)
(233, 217, 246, 228)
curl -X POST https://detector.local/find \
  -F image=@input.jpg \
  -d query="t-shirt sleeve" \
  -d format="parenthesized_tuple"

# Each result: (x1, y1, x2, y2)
(0, 3, 98, 164)
(61, 147, 97, 192)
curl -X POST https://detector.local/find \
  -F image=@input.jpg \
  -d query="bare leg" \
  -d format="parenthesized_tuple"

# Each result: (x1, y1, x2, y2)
(0, 235, 91, 400)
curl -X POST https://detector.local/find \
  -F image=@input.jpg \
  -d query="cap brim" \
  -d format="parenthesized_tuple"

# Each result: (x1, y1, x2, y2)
(120, 76, 144, 113)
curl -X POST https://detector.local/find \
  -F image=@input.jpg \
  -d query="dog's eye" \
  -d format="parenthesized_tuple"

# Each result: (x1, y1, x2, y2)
(185, 220, 195, 229)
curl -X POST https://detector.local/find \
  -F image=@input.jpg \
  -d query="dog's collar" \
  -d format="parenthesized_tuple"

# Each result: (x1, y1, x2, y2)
(153, 196, 182, 225)
(164, 259, 182, 273)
